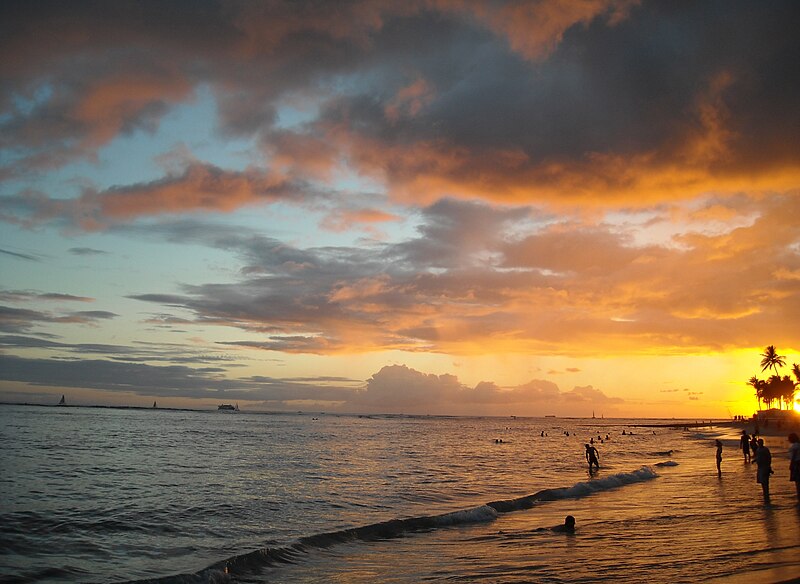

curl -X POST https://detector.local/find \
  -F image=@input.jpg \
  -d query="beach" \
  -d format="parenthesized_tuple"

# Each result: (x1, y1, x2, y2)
(1, 404, 799, 583)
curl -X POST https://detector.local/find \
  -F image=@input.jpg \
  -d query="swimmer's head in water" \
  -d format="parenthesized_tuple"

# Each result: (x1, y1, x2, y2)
(565, 515, 575, 527)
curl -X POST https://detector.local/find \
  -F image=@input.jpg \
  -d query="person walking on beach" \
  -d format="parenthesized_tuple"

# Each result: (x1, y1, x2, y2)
(585, 443, 600, 472)
(740, 430, 751, 463)
(715, 439, 723, 477)
(788, 432, 800, 503)
(750, 434, 759, 459)
(755, 438, 773, 504)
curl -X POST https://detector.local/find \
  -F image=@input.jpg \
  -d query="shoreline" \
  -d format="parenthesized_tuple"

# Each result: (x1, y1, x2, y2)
(2, 401, 797, 433)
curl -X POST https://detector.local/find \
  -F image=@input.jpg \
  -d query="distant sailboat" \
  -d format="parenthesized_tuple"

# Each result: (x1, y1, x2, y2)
(153, 401, 158, 408)
(57, 394, 66, 406)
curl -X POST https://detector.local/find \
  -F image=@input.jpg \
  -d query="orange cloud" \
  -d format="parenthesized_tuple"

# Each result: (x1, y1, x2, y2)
(454, 0, 640, 61)
(320, 208, 401, 232)
(73, 73, 194, 148)
(71, 163, 294, 229)
(316, 71, 800, 208)
(128, 194, 800, 358)
(384, 78, 435, 123)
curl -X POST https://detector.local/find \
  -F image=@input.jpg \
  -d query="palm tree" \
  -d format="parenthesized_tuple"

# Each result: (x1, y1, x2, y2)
(760, 345, 786, 375)
(747, 376, 763, 410)
(780, 375, 795, 410)
(763, 376, 780, 409)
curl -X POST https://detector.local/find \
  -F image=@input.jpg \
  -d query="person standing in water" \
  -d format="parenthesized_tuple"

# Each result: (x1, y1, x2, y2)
(788, 432, 800, 503)
(755, 438, 773, 504)
(739, 430, 751, 463)
(585, 444, 600, 472)
(715, 439, 723, 477)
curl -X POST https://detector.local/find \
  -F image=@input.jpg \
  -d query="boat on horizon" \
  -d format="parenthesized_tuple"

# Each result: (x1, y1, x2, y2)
(218, 403, 239, 412)
(57, 395, 66, 406)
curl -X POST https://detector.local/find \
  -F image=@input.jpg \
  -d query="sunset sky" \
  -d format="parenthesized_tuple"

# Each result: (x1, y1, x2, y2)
(2, 0, 799, 418)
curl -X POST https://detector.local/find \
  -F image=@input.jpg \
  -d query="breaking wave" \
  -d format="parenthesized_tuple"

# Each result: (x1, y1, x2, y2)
(132, 466, 657, 583)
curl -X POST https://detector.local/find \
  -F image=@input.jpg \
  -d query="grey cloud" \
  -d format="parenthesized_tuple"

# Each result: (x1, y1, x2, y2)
(68, 247, 108, 255)
(0, 334, 242, 366)
(1, 1, 797, 202)
(0, 354, 359, 404)
(562, 385, 623, 404)
(350, 365, 620, 413)
(0, 290, 94, 303)
(0, 304, 116, 333)
(121, 194, 800, 355)
(0, 247, 41, 261)
(0, 354, 620, 413)
(68, 310, 117, 320)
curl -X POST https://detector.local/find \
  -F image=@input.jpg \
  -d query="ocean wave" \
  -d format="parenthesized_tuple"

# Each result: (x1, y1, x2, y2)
(487, 466, 658, 512)
(132, 467, 657, 584)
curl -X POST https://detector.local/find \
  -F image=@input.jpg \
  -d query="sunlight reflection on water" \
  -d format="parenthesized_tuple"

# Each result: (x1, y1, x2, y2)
(1, 405, 798, 583)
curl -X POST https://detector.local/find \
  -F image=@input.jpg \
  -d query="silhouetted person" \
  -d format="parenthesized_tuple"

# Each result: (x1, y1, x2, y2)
(750, 434, 759, 458)
(740, 430, 751, 463)
(585, 444, 599, 471)
(755, 438, 773, 504)
(788, 432, 800, 503)
(715, 439, 723, 477)
(551, 515, 576, 533)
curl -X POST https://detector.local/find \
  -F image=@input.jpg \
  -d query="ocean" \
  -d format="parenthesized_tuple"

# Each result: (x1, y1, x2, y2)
(1, 404, 799, 583)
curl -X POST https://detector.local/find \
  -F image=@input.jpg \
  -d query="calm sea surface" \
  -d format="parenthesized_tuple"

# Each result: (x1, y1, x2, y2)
(1, 404, 799, 583)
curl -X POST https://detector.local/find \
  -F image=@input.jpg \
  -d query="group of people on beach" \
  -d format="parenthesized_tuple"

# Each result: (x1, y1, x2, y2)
(719, 430, 800, 504)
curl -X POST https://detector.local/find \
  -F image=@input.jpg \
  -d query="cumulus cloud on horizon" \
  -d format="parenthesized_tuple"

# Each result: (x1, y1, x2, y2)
(0, 354, 621, 416)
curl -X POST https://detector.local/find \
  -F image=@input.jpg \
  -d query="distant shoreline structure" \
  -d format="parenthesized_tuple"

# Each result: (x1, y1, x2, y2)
(0, 401, 769, 426)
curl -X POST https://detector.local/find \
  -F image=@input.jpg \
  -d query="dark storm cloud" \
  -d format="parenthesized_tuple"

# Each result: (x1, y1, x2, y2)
(1, 0, 797, 210)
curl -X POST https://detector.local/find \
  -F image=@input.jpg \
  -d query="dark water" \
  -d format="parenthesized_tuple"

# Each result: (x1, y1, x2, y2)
(1, 405, 798, 583)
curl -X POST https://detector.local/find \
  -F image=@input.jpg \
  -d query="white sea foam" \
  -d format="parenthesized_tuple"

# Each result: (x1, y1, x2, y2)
(557, 466, 658, 499)
(433, 505, 498, 526)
